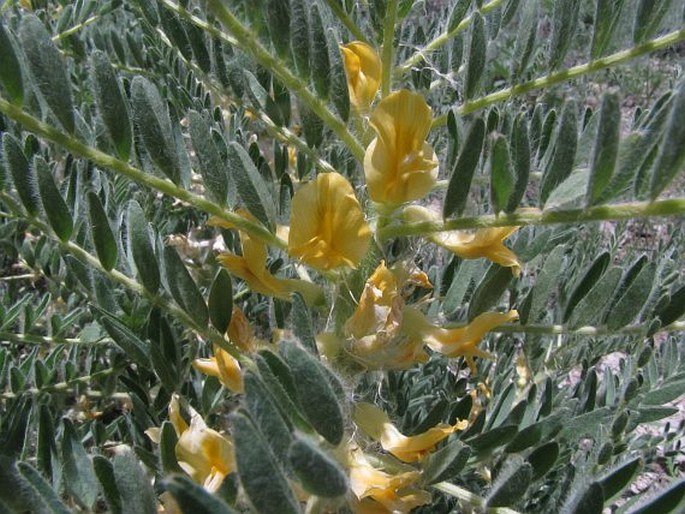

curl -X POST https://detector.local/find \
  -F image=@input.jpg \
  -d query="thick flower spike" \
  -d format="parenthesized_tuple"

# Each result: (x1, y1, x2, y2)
(364, 90, 439, 208)
(341, 41, 382, 111)
(288, 172, 372, 271)
(404, 205, 522, 276)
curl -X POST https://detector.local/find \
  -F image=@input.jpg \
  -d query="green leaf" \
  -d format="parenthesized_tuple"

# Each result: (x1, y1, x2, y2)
(96, 308, 150, 366)
(130, 76, 182, 184)
(636, 406, 679, 423)
(208, 269, 233, 335)
(328, 29, 350, 122)
(559, 407, 612, 439)
(188, 110, 228, 206)
(19, 15, 75, 133)
(62, 419, 99, 509)
(159, 422, 184, 475)
(265, 0, 290, 57)
(606, 262, 656, 330)
(525, 244, 565, 323)
(486, 461, 533, 508)
(126, 200, 160, 293)
(526, 441, 559, 479)
(655, 284, 685, 328)
(465, 424, 518, 452)
(464, 12, 486, 100)
(17, 462, 71, 514)
(443, 117, 485, 218)
(563, 481, 604, 514)
(280, 342, 344, 445)
(232, 411, 301, 514)
(511, 0, 538, 79)
(164, 475, 238, 514)
(540, 101, 578, 205)
(548, 0, 581, 70)
(87, 191, 118, 271)
(504, 422, 543, 453)
(227, 141, 276, 231)
(447, 0, 472, 32)
(423, 440, 472, 484)
(591, 0, 626, 59)
(489, 134, 514, 213)
(184, 18, 211, 74)
(244, 371, 293, 466)
(36, 404, 56, 480)
(443, 260, 481, 315)
(0, 24, 24, 104)
(650, 81, 685, 199)
(563, 251, 610, 323)
(310, 4, 330, 99)
(467, 263, 513, 321)
(91, 50, 132, 161)
(641, 379, 685, 406)
(34, 156, 72, 242)
(291, 292, 317, 355)
(112, 451, 157, 514)
(163, 246, 209, 328)
(587, 91, 620, 205)
(93, 455, 123, 514)
(3, 133, 40, 216)
(568, 266, 622, 329)
(507, 113, 531, 212)
(600, 458, 642, 502)
(290, 0, 310, 79)
(634, 0, 673, 44)
(159, 7, 193, 62)
(300, 101, 323, 148)
(288, 434, 348, 498)
(627, 478, 685, 514)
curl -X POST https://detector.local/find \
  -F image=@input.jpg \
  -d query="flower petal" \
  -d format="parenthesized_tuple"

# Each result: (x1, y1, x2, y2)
(341, 42, 381, 110)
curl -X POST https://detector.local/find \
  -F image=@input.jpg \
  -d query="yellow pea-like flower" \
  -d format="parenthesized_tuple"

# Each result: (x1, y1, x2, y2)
(353, 402, 467, 463)
(192, 345, 244, 393)
(364, 90, 439, 208)
(146, 395, 236, 493)
(288, 172, 372, 271)
(403, 308, 519, 371)
(213, 211, 323, 305)
(340, 41, 382, 111)
(347, 446, 431, 514)
(404, 205, 522, 276)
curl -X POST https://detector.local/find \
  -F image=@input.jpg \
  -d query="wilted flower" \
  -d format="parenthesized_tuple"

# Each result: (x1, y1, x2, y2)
(403, 308, 520, 371)
(213, 211, 323, 304)
(347, 446, 431, 514)
(146, 395, 236, 492)
(353, 402, 466, 463)
(344, 261, 431, 369)
(341, 41, 382, 111)
(403, 205, 522, 276)
(288, 172, 372, 271)
(364, 90, 439, 208)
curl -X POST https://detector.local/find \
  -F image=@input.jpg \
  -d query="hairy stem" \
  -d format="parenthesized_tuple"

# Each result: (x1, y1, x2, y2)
(0, 331, 113, 346)
(381, 0, 399, 97)
(323, 0, 369, 44)
(433, 28, 685, 127)
(378, 199, 685, 239)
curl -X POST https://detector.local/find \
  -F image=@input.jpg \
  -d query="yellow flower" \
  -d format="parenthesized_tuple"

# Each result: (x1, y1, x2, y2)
(146, 395, 236, 493)
(344, 261, 431, 369)
(288, 172, 372, 271)
(347, 446, 431, 514)
(404, 205, 522, 276)
(192, 345, 243, 393)
(354, 402, 467, 463)
(340, 41, 381, 111)
(403, 308, 519, 371)
(364, 90, 438, 208)
(214, 211, 323, 305)
(226, 306, 257, 352)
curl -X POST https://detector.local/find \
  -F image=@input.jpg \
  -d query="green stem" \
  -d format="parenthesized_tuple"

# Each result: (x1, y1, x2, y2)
(378, 199, 685, 240)
(433, 27, 685, 127)
(51, 14, 102, 41)
(0, 366, 126, 400)
(202, 0, 366, 162)
(395, 0, 505, 77)
(381, 0, 399, 97)
(0, 95, 287, 253)
(323, 0, 369, 44)
(446, 321, 685, 337)
(433, 482, 521, 514)
(0, 331, 113, 346)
